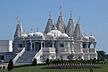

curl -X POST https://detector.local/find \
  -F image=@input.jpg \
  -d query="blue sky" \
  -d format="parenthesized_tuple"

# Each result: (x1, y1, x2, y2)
(0, 0, 108, 53)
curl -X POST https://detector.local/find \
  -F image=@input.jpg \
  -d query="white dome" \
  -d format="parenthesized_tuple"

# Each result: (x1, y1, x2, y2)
(47, 30, 62, 37)
(21, 33, 28, 37)
(89, 35, 96, 41)
(28, 32, 34, 37)
(34, 32, 43, 37)
(60, 33, 68, 38)
(47, 32, 54, 37)
(83, 36, 89, 40)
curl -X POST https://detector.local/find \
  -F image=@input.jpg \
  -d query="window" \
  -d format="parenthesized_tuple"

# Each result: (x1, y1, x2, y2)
(18, 44, 23, 48)
(0, 55, 4, 60)
(60, 43, 64, 47)
(83, 43, 86, 48)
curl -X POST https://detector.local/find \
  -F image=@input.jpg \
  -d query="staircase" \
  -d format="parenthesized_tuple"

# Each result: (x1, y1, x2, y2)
(15, 51, 38, 64)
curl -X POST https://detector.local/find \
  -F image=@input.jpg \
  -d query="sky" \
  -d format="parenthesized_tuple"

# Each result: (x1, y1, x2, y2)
(0, 0, 108, 53)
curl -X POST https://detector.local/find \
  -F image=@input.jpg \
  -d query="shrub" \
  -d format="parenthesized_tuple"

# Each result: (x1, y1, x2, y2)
(32, 58, 37, 66)
(7, 59, 13, 71)
(46, 58, 50, 65)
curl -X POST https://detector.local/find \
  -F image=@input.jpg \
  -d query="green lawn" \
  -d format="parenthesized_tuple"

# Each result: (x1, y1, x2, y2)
(0, 64, 108, 72)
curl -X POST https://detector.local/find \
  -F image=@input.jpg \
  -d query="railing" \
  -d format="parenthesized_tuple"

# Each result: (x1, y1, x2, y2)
(33, 48, 42, 63)
(13, 48, 25, 64)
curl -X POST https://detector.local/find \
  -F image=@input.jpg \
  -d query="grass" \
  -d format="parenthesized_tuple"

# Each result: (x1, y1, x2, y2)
(0, 64, 108, 72)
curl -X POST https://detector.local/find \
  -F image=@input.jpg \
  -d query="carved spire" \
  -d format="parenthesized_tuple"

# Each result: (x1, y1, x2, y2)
(44, 11, 54, 34)
(56, 6, 66, 33)
(66, 12, 74, 37)
(14, 16, 23, 38)
(73, 16, 82, 40)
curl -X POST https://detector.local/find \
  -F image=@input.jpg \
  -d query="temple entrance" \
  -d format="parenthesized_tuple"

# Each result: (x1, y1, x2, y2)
(26, 41, 41, 51)
(33, 42, 41, 51)
(26, 42, 31, 51)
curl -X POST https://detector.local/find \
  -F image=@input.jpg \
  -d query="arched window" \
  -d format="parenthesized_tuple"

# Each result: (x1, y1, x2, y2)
(83, 42, 86, 48)
(90, 43, 94, 48)
(45, 42, 52, 47)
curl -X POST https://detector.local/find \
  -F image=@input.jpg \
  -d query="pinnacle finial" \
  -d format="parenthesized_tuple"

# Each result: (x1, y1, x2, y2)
(70, 11, 72, 19)
(30, 28, 32, 32)
(37, 27, 38, 32)
(77, 16, 80, 24)
(48, 11, 51, 19)
(60, 6, 62, 16)
(16, 16, 20, 24)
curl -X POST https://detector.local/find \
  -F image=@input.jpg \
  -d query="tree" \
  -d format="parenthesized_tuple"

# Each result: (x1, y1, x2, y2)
(46, 58, 50, 65)
(97, 51, 105, 61)
(92, 58, 96, 64)
(7, 59, 13, 72)
(32, 58, 37, 66)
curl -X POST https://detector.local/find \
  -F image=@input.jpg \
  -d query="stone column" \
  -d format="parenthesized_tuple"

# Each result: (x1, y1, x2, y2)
(41, 42, 43, 49)
(94, 42, 96, 48)
(30, 40, 32, 51)
(52, 41, 54, 48)
(44, 42, 45, 48)
(87, 42, 90, 60)
(71, 41, 74, 54)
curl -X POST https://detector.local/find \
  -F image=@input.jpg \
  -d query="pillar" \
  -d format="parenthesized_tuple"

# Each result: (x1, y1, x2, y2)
(52, 41, 54, 48)
(94, 42, 96, 48)
(30, 40, 32, 51)
(41, 42, 42, 49)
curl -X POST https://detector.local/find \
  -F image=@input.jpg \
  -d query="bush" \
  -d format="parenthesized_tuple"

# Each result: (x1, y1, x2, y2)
(7, 59, 13, 71)
(32, 58, 37, 66)
(46, 58, 50, 65)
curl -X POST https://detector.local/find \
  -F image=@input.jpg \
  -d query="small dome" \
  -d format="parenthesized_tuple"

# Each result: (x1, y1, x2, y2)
(83, 35, 89, 40)
(34, 32, 43, 37)
(21, 33, 28, 37)
(60, 33, 68, 38)
(89, 35, 96, 41)
(28, 32, 34, 37)
(47, 30, 62, 38)
(47, 32, 54, 37)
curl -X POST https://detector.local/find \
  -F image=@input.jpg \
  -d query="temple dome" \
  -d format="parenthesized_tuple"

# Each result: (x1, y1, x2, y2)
(89, 35, 96, 41)
(60, 33, 68, 38)
(28, 32, 34, 37)
(83, 35, 89, 41)
(47, 32, 54, 37)
(21, 33, 28, 37)
(34, 32, 43, 37)
(47, 30, 62, 38)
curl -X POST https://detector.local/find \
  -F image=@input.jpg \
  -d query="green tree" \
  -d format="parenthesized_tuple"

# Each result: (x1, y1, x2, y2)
(32, 58, 37, 66)
(97, 51, 105, 61)
(7, 59, 13, 72)
(46, 58, 50, 65)
(92, 58, 96, 64)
